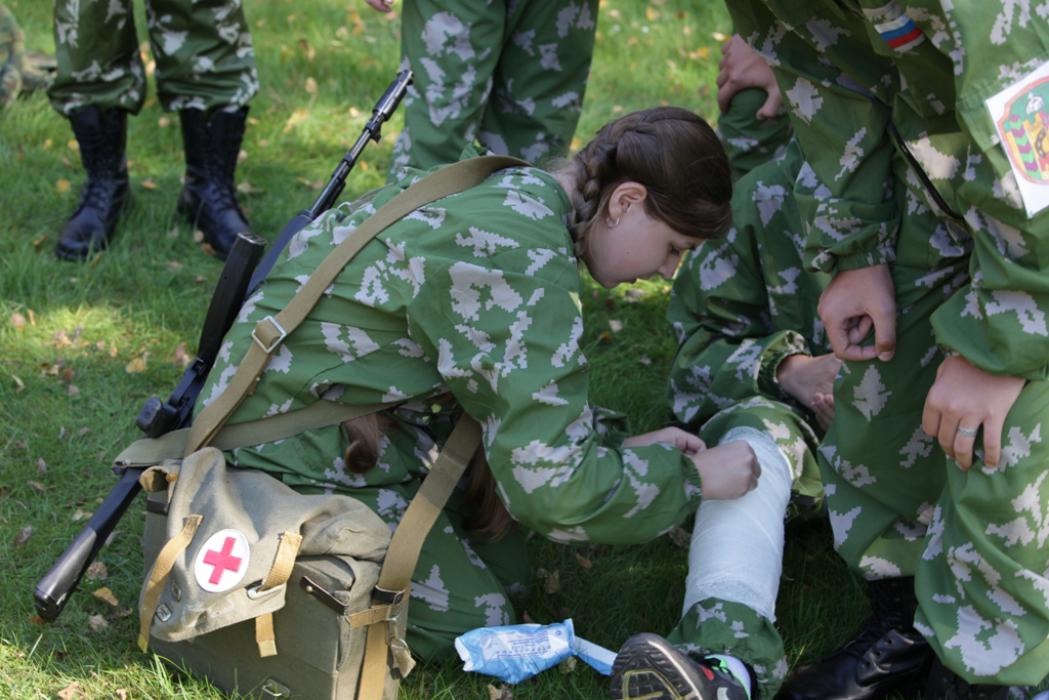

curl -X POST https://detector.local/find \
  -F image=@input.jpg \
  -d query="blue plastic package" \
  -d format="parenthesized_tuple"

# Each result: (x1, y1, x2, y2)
(454, 618, 617, 684)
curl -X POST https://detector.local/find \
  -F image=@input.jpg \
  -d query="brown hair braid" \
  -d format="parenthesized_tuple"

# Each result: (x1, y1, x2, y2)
(563, 106, 732, 255)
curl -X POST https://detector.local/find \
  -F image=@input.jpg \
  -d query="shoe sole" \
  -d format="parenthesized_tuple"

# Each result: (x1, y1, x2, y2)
(611, 634, 711, 700)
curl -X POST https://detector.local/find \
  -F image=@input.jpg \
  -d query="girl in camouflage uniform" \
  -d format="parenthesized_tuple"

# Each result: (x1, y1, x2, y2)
(195, 107, 763, 665)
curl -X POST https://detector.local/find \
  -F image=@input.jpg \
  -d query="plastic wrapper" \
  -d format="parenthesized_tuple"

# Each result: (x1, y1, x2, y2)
(454, 618, 616, 684)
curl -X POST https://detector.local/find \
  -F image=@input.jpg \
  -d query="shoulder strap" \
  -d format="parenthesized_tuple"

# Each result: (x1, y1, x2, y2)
(185, 155, 527, 456)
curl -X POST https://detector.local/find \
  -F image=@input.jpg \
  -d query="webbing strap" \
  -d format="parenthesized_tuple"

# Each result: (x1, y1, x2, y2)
(254, 531, 303, 657)
(356, 415, 482, 700)
(184, 155, 526, 456)
(116, 400, 394, 468)
(138, 514, 203, 651)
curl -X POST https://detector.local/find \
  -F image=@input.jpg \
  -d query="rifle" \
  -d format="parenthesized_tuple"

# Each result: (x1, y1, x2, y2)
(33, 69, 413, 622)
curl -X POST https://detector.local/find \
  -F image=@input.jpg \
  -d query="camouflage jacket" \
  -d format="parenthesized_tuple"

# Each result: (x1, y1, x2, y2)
(727, 0, 1049, 380)
(195, 160, 703, 545)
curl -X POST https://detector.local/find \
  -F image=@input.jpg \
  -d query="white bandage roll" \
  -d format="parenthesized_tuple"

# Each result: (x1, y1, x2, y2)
(682, 426, 793, 622)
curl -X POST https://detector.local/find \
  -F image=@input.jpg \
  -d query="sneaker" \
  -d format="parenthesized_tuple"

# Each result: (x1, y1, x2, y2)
(610, 633, 753, 700)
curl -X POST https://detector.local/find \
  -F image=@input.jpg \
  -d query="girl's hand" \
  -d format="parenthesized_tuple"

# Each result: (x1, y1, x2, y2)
(623, 427, 705, 455)
(364, 0, 395, 12)
(922, 355, 1026, 469)
(689, 441, 760, 500)
(716, 34, 782, 119)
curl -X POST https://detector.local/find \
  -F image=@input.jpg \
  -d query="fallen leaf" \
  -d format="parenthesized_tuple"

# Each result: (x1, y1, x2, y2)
(28, 614, 46, 626)
(192, 229, 204, 243)
(14, 440, 26, 450)
(668, 526, 691, 549)
(55, 178, 72, 193)
(36, 457, 47, 474)
(559, 656, 578, 673)
(158, 116, 171, 128)
(236, 181, 260, 195)
(283, 107, 309, 133)
(72, 508, 91, 522)
(115, 691, 129, 700)
(28, 481, 47, 494)
(166, 260, 183, 273)
(194, 275, 206, 284)
(27, 308, 36, 325)
(623, 288, 644, 303)
(78, 427, 91, 437)
(53, 330, 72, 348)
(116, 607, 133, 618)
(238, 148, 248, 164)
(67, 384, 80, 397)
(93, 587, 120, 607)
(639, 355, 653, 366)
(609, 319, 624, 333)
(87, 614, 109, 632)
(543, 569, 561, 595)
(141, 178, 157, 190)
(12, 375, 25, 393)
(598, 331, 614, 345)
(304, 77, 318, 95)
(712, 31, 728, 42)
(172, 341, 192, 369)
(14, 525, 33, 546)
(201, 241, 217, 257)
(125, 353, 149, 374)
(298, 37, 317, 61)
(167, 226, 179, 239)
(56, 681, 84, 700)
(695, 46, 711, 60)
(487, 684, 513, 700)
(10, 312, 25, 329)
(574, 551, 593, 570)
(61, 367, 75, 382)
(85, 561, 109, 581)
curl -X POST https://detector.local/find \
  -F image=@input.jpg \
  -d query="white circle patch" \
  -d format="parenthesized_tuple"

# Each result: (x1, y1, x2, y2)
(193, 528, 250, 593)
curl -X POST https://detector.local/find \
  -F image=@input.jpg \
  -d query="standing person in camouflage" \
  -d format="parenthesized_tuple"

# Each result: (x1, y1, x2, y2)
(674, 2, 1049, 699)
(0, 3, 52, 108)
(609, 44, 832, 700)
(366, 0, 599, 178)
(48, 0, 259, 261)
(195, 106, 762, 663)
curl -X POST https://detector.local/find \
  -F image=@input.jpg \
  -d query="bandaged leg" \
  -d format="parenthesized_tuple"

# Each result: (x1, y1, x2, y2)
(682, 426, 792, 622)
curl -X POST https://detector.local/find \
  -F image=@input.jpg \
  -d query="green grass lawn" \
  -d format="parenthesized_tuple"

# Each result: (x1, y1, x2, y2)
(0, 1, 865, 698)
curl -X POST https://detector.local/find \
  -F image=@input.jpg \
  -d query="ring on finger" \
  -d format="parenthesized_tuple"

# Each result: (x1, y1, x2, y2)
(957, 426, 978, 438)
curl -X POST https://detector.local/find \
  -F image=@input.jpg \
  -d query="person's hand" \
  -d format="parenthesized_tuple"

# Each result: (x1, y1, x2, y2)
(623, 426, 705, 455)
(716, 34, 782, 119)
(777, 353, 843, 430)
(818, 264, 897, 362)
(689, 441, 760, 500)
(364, 0, 395, 12)
(922, 355, 1026, 469)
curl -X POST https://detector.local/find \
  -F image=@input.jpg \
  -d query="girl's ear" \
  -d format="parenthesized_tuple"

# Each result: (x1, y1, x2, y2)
(606, 181, 648, 222)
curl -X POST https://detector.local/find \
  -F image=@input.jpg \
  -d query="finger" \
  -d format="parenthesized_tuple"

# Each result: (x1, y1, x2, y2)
(982, 414, 1005, 469)
(716, 69, 729, 88)
(871, 305, 897, 361)
(716, 84, 733, 113)
(937, 414, 960, 461)
(756, 90, 782, 120)
(847, 316, 873, 345)
(921, 400, 941, 439)
(839, 341, 879, 362)
(952, 423, 979, 471)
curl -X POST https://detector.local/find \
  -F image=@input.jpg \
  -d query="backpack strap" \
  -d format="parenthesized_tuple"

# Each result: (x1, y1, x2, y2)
(184, 155, 527, 456)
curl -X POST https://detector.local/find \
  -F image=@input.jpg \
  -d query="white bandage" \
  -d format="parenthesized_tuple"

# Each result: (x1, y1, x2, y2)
(682, 426, 793, 622)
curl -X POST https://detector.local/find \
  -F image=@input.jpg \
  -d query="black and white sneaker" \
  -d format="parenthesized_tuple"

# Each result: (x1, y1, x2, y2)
(610, 633, 754, 700)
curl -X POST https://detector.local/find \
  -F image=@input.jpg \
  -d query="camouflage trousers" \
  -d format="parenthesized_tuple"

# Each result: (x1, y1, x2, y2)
(48, 0, 258, 116)
(299, 482, 530, 661)
(822, 175, 1049, 686)
(389, 0, 599, 178)
(669, 397, 822, 698)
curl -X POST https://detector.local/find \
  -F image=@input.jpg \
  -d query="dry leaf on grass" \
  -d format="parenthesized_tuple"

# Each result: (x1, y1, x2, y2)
(125, 353, 149, 373)
(10, 312, 25, 329)
(487, 684, 513, 700)
(609, 319, 624, 333)
(141, 178, 157, 190)
(116, 690, 129, 700)
(543, 569, 561, 595)
(166, 260, 183, 272)
(28, 481, 47, 494)
(36, 457, 47, 474)
(67, 384, 80, 397)
(559, 656, 578, 673)
(13, 375, 25, 393)
(172, 341, 192, 369)
(574, 551, 593, 570)
(639, 355, 653, 366)
(87, 614, 109, 632)
(304, 77, 318, 95)
(85, 562, 109, 581)
(93, 587, 120, 607)
(55, 178, 72, 194)
(14, 525, 33, 547)
(56, 681, 84, 699)
(72, 508, 91, 522)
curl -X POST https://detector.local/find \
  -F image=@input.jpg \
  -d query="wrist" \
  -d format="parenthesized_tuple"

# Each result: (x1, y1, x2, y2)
(776, 353, 808, 398)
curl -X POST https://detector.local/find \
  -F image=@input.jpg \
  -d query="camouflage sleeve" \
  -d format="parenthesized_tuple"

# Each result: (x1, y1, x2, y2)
(405, 230, 703, 545)
(727, 0, 900, 274)
(667, 197, 809, 431)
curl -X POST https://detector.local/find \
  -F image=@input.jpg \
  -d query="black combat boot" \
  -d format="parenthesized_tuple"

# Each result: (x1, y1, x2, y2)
(55, 106, 129, 261)
(176, 106, 253, 259)
(776, 577, 932, 700)
(924, 656, 1011, 700)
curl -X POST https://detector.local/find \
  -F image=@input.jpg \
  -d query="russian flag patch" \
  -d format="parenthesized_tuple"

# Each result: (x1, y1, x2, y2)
(873, 12, 925, 53)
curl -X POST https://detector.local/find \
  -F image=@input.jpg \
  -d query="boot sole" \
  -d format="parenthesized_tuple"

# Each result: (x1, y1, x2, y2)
(611, 634, 710, 700)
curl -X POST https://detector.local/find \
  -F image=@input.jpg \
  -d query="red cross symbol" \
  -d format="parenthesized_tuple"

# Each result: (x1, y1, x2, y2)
(202, 536, 243, 585)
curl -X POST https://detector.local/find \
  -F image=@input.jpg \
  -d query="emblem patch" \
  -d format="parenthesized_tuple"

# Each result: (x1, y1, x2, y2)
(987, 60, 1049, 216)
(193, 528, 250, 593)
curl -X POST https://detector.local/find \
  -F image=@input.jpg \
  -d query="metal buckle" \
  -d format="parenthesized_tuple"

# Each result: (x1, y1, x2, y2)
(251, 315, 287, 354)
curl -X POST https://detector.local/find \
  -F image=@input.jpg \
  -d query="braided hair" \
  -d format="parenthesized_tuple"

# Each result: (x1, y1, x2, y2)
(563, 107, 732, 255)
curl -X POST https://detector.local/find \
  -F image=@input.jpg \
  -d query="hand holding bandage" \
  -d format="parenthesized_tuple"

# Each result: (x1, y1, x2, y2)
(921, 355, 1026, 469)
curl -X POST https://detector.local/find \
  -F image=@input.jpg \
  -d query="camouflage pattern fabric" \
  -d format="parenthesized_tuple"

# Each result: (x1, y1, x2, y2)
(389, 0, 599, 178)
(728, 0, 1049, 686)
(48, 0, 258, 115)
(666, 139, 828, 697)
(196, 157, 705, 656)
(0, 3, 23, 107)
(717, 86, 792, 181)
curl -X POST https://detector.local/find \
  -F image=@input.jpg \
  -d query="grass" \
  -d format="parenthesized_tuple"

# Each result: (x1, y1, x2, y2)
(0, 1, 865, 698)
